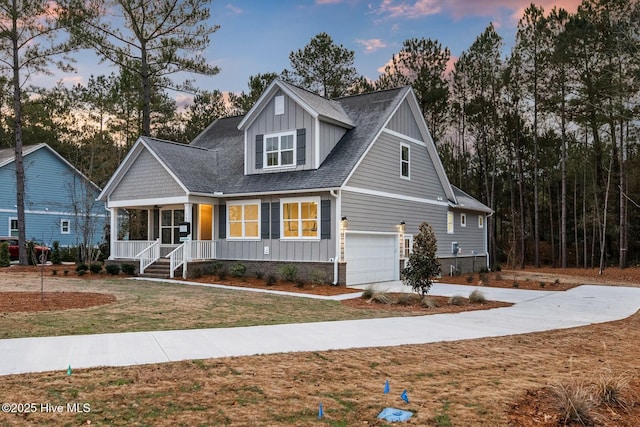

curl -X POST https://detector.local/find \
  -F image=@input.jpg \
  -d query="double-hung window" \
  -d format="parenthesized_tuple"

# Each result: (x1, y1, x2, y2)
(281, 197, 319, 239)
(265, 131, 295, 168)
(447, 211, 454, 234)
(400, 143, 410, 179)
(61, 219, 71, 234)
(228, 201, 260, 239)
(9, 218, 18, 237)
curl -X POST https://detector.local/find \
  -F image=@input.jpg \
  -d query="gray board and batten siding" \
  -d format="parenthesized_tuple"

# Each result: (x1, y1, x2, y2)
(215, 193, 337, 263)
(385, 99, 424, 142)
(246, 90, 316, 174)
(110, 149, 184, 202)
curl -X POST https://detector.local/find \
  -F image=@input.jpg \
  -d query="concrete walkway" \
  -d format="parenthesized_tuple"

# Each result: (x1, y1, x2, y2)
(2, 281, 640, 376)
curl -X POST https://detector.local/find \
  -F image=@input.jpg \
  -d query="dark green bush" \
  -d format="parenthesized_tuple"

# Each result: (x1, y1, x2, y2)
(230, 263, 247, 278)
(106, 264, 120, 275)
(51, 241, 61, 265)
(217, 268, 227, 280)
(265, 274, 277, 286)
(89, 262, 102, 274)
(121, 264, 136, 275)
(0, 242, 9, 267)
(279, 264, 297, 282)
(75, 263, 89, 273)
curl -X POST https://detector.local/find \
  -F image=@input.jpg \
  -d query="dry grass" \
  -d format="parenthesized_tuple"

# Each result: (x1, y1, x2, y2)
(551, 381, 596, 426)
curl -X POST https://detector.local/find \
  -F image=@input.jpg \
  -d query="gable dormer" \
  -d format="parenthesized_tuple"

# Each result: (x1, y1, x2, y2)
(237, 80, 354, 175)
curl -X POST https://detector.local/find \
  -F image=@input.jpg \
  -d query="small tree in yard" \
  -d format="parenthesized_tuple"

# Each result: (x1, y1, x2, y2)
(402, 222, 441, 295)
(0, 242, 10, 267)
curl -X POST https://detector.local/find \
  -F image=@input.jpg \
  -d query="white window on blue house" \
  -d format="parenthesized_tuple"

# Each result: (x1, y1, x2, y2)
(281, 197, 320, 239)
(227, 200, 260, 239)
(9, 218, 17, 237)
(61, 219, 71, 234)
(400, 143, 410, 179)
(265, 131, 295, 168)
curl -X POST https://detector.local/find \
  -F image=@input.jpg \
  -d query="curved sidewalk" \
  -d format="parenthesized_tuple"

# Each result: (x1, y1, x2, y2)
(1, 282, 640, 376)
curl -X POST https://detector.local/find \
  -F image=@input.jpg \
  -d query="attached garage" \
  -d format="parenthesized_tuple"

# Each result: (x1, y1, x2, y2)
(345, 232, 399, 285)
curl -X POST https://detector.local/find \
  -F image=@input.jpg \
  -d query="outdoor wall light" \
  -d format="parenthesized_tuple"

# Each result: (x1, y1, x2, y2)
(341, 216, 348, 221)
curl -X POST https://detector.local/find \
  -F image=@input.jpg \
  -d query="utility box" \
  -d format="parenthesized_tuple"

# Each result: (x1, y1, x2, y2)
(452, 242, 459, 255)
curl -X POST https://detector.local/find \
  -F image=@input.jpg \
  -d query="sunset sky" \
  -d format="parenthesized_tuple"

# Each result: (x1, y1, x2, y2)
(59, 0, 582, 101)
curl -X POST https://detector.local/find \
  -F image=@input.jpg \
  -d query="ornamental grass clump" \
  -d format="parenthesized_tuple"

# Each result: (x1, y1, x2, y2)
(551, 382, 595, 426)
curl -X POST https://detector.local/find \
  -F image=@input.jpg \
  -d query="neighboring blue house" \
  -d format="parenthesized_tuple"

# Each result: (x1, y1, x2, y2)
(0, 143, 107, 248)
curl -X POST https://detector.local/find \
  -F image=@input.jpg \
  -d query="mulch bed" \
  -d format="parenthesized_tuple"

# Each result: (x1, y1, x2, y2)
(0, 292, 116, 313)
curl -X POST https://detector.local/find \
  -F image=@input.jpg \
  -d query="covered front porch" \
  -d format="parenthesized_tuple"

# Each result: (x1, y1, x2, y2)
(109, 202, 217, 278)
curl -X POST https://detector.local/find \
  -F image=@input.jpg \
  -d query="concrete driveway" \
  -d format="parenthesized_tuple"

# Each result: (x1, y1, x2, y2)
(1, 281, 640, 376)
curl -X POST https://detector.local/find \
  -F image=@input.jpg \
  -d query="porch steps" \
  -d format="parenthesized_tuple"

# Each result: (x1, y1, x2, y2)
(139, 259, 181, 279)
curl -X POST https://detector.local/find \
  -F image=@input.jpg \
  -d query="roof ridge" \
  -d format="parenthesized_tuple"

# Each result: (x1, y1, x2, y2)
(142, 136, 211, 151)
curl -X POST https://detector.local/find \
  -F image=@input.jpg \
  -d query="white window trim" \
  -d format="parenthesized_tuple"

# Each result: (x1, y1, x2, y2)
(402, 235, 413, 259)
(400, 142, 410, 180)
(478, 215, 484, 228)
(461, 213, 466, 227)
(274, 95, 285, 115)
(280, 196, 321, 240)
(227, 199, 261, 240)
(61, 219, 71, 234)
(447, 211, 454, 234)
(9, 217, 17, 237)
(264, 130, 296, 169)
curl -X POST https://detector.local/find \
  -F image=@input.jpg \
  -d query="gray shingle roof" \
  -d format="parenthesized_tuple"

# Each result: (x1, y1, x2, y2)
(281, 81, 354, 127)
(451, 186, 493, 213)
(189, 86, 409, 194)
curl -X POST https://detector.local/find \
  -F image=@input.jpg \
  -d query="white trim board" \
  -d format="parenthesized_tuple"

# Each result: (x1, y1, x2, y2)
(341, 186, 450, 207)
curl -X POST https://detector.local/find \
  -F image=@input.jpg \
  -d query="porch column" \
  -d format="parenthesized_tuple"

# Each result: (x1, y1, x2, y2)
(184, 203, 193, 261)
(109, 207, 118, 259)
(147, 209, 153, 241)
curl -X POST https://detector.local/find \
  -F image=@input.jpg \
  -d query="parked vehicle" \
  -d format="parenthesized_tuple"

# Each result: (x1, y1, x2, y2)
(0, 237, 51, 262)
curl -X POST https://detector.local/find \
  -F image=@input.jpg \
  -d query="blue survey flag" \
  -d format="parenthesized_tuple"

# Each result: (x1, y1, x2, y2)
(384, 379, 390, 394)
(67, 365, 72, 376)
(318, 402, 324, 419)
(400, 389, 409, 404)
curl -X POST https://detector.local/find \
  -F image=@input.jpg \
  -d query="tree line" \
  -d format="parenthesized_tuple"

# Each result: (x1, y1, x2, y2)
(1, 0, 638, 270)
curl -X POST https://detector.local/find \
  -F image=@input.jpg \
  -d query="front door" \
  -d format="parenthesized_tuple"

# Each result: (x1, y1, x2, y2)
(160, 208, 185, 245)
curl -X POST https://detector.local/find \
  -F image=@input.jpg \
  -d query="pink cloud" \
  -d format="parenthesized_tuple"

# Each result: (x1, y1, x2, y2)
(225, 4, 243, 14)
(356, 38, 388, 53)
(316, 0, 344, 3)
(371, 0, 581, 20)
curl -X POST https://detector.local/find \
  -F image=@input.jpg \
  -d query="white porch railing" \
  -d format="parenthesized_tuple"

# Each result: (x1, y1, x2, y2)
(112, 240, 157, 259)
(188, 240, 216, 260)
(136, 239, 160, 275)
(168, 243, 186, 279)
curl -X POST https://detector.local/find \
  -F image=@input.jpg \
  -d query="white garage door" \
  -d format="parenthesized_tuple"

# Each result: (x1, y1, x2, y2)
(345, 233, 399, 285)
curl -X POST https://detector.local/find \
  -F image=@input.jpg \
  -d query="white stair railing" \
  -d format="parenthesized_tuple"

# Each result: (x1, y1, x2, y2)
(136, 239, 160, 274)
(168, 243, 186, 279)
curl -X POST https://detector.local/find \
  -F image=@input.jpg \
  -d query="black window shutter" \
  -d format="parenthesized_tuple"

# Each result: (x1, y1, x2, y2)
(218, 204, 226, 239)
(261, 203, 270, 239)
(320, 199, 331, 239)
(255, 134, 264, 169)
(270, 202, 280, 239)
(296, 128, 306, 165)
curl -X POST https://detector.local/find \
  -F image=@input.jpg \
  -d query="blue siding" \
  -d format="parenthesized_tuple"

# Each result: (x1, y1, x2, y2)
(0, 146, 107, 247)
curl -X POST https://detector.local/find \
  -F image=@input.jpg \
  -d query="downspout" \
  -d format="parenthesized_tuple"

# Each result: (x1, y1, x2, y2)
(485, 210, 494, 269)
(330, 189, 340, 285)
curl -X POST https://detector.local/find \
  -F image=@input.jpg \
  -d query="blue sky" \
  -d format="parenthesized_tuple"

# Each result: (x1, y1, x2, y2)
(60, 0, 580, 101)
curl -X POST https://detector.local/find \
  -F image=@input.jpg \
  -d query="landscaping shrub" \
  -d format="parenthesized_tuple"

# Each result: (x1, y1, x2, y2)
(0, 242, 9, 267)
(121, 264, 136, 275)
(422, 296, 439, 309)
(279, 264, 297, 282)
(595, 371, 631, 409)
(402, 221, 440, 295)
(551, 382, 595, 425)
(295, 278, 305, 288)
(397, 293, 414, 306)
(75, 263, 89, 273)
(51, 241, 61, 265)
(217, 268, 227, 280)
(230, 263, 247, 278)
(466, 274, 474, 283)
(468, 289, 486, 304)
(265, 274, 277, 286)
(26, 241, 36, 265)
(309, 269, 328, 285)
(448, 295, 466, 306)
(255, 271, 264, 280)
(369, 291, 390, 305)
(362, 286, 375, 299)
(106, 264, 121, 275)
(89, 262, 102, 274)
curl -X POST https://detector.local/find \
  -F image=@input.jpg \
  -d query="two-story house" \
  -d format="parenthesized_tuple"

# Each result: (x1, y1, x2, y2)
(98, 80, 491, 285)
(0, 143, 107, 249)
